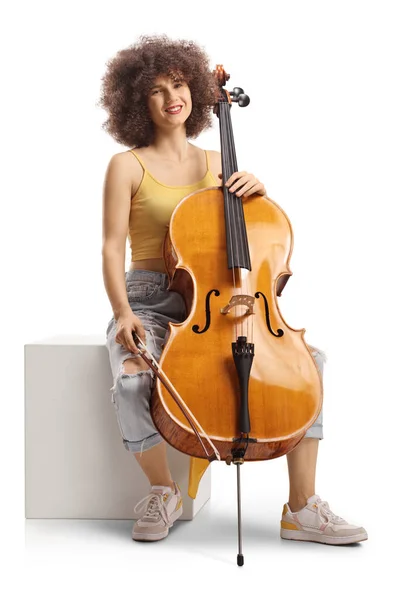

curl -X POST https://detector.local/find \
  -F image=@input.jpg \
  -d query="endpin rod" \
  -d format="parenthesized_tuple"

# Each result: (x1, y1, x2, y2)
(236, 462, 244, 567)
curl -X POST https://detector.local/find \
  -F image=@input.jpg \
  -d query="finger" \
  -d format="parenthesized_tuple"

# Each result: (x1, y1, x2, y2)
(233, 181, 255, 197)
(225, 171, 247, 188)
(123, 335, 140, 355)
(225, 172, 246, 188)
(119, 329, 140, 355)
(134, 328, 147, 347)
(115, 335, 137, 354)
(129, 331, 143, 354)
(116, 325, 138, 354)
(130, 341, 141, 355)
(242, 183, 265, 197)
(229, 175, 252, 194)
(239, 182, 264, 197)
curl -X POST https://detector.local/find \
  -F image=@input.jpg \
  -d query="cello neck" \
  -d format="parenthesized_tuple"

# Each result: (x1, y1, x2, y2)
(218, 94, 251, 270)
(219, 101, 239, 184)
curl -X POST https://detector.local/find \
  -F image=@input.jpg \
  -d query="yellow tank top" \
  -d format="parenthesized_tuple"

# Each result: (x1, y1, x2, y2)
(128, 149, 218, 261)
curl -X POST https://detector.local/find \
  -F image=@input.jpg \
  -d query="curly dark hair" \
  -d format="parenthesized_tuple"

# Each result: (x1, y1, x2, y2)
(97, 35, 219, 148)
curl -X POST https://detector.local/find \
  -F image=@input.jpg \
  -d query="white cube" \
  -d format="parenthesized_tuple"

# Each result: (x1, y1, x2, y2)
(24, 335, 211, 520)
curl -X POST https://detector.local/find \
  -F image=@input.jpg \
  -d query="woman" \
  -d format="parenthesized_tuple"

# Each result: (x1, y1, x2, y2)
(98, 34, 367, 544)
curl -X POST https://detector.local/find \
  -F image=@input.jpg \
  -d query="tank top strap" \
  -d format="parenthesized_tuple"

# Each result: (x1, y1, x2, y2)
(129, 149, 147, 171)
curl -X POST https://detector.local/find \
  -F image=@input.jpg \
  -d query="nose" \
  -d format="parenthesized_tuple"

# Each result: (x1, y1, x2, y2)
(165, 90, 177, 102)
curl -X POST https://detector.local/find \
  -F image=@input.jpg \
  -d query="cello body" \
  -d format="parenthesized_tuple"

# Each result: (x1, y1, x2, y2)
(150, 185, 323, 462)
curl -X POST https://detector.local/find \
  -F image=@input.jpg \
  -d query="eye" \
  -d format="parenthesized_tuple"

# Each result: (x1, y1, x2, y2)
(151, 89, 160, 95)
(174, 82, 183, 88)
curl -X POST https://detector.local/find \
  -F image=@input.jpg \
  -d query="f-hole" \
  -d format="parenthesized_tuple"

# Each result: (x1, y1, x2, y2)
(192, 289, 220, 334)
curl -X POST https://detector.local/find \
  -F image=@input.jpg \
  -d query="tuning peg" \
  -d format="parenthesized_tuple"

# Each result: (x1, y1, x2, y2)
(229, 87, 250, 107)
(230, 87, 245, 96)
(238, 93, 250, 107)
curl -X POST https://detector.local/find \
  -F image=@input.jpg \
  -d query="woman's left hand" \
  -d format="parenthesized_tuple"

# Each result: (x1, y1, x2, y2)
(218, 172, 267, 199)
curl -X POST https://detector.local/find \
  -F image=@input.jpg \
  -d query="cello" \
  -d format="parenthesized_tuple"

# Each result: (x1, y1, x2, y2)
(132, 65, 323, 566)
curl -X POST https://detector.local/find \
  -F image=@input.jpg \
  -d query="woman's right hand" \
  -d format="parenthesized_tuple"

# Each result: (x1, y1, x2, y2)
(115, 308, 146, 354)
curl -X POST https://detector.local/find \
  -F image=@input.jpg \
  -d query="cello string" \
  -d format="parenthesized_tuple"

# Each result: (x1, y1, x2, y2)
(223, 102, 241, 339)
(225, 102, 251, 343)
(226, 103, 242, 340)
(224, 103, 240, 341)
(221, 101, 238, 341)
(231, 104, 252, 345)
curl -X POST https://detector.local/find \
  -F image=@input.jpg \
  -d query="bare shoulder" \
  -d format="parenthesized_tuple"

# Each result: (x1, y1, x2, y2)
(206, 149, 222, 182)
(110, 150, 143, 196)
(102, 150, 143, 251)
(206, 149, 222, 166)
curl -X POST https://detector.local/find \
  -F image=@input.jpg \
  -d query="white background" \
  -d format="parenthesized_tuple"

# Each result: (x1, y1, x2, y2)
(3, 0, 399, 596)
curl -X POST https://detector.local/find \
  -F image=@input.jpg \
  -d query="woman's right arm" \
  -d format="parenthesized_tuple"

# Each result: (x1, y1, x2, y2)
(102, 152, 147, 354)
(101, 152, 135, 320)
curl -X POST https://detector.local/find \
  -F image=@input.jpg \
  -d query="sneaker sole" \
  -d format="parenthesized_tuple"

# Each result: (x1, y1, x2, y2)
(132, 504, 183, 542)
(280, 528, 368, 545)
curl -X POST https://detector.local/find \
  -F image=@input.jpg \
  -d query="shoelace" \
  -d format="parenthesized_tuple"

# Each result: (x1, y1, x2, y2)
(134, 492, 172, 526)
(316, 500, 346, 526)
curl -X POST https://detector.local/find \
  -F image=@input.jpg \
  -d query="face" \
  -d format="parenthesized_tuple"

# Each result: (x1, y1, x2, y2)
(147, 74, 192, 129)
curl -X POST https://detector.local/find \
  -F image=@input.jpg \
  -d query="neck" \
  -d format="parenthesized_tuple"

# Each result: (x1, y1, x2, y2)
(152, 128, 190, 162)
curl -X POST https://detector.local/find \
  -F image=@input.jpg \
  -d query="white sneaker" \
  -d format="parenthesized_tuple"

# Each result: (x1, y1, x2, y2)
(132, 482, 183, 542)
(280, 494, 368, 545)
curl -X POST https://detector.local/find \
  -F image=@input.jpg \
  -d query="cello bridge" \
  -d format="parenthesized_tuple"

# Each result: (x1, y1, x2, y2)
(220, 294, 255, 315)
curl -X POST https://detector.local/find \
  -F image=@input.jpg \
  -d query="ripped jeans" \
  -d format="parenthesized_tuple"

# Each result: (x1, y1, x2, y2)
(105, 269, 326, 454)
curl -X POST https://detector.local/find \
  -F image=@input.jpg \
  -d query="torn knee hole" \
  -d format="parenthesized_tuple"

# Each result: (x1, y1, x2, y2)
(122, 357, 150, 375)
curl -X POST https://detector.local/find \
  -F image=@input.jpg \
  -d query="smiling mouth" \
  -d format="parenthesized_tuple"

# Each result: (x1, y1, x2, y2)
(165, 105, 183, 114)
